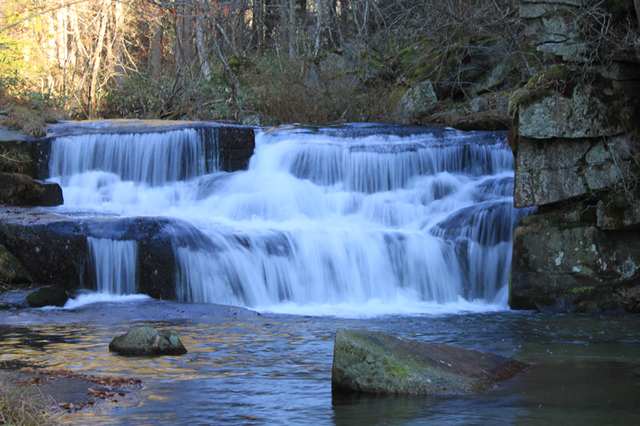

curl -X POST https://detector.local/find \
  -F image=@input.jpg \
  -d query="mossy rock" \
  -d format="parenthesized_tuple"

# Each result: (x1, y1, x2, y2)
(332, 329, 527, 394)
(0, 141, 34, 175)
(0, 243, 32, 285)
(26, 285, 68, 307)
(109, 326, 187, 356)
(0, 172, 63, 206)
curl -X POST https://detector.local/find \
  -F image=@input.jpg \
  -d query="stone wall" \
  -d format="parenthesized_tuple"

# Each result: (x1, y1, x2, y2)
(509, 0, 640, 312)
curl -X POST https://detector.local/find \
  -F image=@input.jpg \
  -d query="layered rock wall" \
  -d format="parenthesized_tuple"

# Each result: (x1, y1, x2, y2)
(509, 0, 640, 312)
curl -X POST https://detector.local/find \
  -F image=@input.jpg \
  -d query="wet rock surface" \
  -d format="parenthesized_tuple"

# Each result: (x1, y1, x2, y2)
(332, 329, 527, 394)
(511, 211, 640, 312)
(0, 210, 180, 298)
(0, 285, 67, 309)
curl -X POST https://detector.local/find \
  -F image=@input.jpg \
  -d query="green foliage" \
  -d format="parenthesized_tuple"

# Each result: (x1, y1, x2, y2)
(569, 286, 596, 295)
(0, 36, 33, 80)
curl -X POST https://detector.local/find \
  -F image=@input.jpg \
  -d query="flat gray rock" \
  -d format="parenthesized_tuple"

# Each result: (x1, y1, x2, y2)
(0, 125, 27, 142)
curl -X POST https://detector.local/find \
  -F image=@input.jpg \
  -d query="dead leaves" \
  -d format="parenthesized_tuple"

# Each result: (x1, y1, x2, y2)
(14, 367, 143, 414)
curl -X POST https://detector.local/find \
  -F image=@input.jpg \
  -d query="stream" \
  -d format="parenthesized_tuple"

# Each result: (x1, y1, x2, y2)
(1, 123, 638, 424)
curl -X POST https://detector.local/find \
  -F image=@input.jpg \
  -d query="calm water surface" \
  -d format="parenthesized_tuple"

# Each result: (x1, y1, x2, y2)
(1, 306, 638, 425)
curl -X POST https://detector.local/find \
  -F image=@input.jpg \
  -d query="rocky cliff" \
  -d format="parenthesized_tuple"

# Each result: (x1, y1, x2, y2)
(509, 0, 640, 313)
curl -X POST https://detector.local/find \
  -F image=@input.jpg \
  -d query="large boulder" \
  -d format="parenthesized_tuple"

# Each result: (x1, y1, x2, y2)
(109, 326, 187, 356)
(332, 329, 527, 394)
(394, 81, 438, 123)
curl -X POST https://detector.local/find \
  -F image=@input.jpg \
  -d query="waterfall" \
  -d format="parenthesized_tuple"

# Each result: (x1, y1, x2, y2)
(87, 237, 137, 294)
(49, 128, 218, 187)
(49, 123, 534, 315)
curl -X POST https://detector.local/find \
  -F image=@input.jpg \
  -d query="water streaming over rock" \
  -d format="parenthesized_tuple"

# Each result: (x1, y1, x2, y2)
(48, 124, 533, 315)
(49, 128, 219, 187)
(87, 237, 138, 294)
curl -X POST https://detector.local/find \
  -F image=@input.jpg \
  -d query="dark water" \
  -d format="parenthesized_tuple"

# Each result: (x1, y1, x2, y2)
(1, 305, 638, 425)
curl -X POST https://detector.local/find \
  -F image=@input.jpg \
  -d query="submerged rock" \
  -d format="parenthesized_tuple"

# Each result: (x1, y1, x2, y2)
(332, 329, 527, 394)
(109, 326, 187, 356)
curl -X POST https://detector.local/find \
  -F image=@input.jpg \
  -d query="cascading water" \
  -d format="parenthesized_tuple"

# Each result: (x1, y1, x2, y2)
(49, 128, 218, 187)
(87, 237, 138, 294)
(48, 124, 533, 315)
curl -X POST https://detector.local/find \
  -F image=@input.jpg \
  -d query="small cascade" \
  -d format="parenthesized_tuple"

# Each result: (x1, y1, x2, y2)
(49, 128, 218, 186)
(87, 237, 138, 294)
(50, 123, 535, 315)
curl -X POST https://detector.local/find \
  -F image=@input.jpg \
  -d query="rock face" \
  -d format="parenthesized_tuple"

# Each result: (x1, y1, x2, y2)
(0, 173, 63, 206)
(0, 214, 178, 299)
(519, 0, 592, 62)
(109, 326, 187, 356)
(511, 211, 640, 311)
(509, 1, 640, 312)
(0, 243, 32, 284)
(331, 329, 527, 394)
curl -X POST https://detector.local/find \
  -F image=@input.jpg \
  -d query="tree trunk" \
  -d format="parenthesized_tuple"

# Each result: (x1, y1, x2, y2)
(314, 0, 323, 56)
(264, 0, 279, 47)
(90, 0, 111, 116)
(196, 6, 211, 79)
(288, 0, 295, 56)
(236, 3, 245, 53)
(56, 1, 67, 68)
(151, 16, 164, 80)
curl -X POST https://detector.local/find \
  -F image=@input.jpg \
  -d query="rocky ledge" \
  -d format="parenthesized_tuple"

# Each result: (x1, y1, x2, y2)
(508, 0, 640, 313)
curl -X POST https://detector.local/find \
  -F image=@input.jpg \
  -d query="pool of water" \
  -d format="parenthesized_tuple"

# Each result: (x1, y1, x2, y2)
(1, 303, 638, 425)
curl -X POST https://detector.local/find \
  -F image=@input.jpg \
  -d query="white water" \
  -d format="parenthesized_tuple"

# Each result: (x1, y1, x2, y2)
(48, 124, 532, 316)
(87, 237, 138, 295)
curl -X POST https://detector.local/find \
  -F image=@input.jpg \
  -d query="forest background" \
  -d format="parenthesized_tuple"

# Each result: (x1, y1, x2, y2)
(0, 0, 638, 135)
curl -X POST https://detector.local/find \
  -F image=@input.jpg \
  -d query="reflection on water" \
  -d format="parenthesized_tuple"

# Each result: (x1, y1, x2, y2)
(1, 309, 639, 425)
